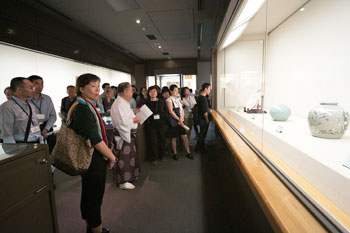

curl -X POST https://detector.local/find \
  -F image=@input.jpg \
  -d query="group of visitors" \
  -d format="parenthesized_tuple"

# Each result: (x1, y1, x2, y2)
(130, 83, 212, 164)
(0, 73, 212, 233)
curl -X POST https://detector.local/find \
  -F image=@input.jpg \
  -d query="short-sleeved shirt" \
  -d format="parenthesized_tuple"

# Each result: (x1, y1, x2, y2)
(146, 99, 167, 128)
(60, 96, 76, 119)
(197, 95, 210, 120)
(0, 96, 42, 143)
(182, 96, 196, 118)
(166, 96, 183, 117)
(30, 94, 57, 130)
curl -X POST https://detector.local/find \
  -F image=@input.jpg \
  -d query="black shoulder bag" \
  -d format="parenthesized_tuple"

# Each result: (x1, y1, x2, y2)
(169, 99, 180, 127)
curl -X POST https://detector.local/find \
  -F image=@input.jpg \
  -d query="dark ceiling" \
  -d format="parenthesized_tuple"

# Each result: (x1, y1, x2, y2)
(25, 0, 230, 61)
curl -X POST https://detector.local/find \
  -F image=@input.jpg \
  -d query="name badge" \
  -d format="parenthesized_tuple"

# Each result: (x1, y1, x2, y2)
(153, 114, 160, 120)
(37, 114, 46, 120)
(31, 125, 41, 134)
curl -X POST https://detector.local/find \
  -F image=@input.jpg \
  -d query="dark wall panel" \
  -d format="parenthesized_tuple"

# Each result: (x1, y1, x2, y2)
(145, 59, 197, 76)
(0, 0, 136, 74)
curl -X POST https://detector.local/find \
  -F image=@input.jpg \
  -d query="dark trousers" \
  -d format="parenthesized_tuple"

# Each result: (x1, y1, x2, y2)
(193, 120, 199, 137)
(81, 153, 107, 228)
(147, 124, 167, 161)
(40, 124, 56, 154)
(195, 119, 209, 151)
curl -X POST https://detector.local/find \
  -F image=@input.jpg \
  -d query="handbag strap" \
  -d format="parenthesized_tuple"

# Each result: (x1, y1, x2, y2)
(24, 102, 33, 143)
(66, 102, 79, 127)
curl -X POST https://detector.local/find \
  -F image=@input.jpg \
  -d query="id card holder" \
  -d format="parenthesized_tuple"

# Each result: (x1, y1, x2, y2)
(37, 114, 46, 120)
(153, 114, 160, 120)
(31, 125, 41, 134)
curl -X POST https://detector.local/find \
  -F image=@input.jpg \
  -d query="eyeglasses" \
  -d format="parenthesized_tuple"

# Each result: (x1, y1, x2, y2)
(23, 85, 35, 90)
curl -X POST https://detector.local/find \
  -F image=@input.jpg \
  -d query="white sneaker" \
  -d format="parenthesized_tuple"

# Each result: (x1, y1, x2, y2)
(119, 182, 135, 190)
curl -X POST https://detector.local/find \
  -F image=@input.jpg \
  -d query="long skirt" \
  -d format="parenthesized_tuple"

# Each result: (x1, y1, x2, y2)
(112, 128, 140, 185)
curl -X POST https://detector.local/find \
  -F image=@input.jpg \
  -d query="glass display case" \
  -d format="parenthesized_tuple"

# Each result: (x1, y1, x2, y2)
(216, 0, 350, 231)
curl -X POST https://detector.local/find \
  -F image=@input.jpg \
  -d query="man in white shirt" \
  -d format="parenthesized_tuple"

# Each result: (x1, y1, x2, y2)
(111, 82, 141, 190)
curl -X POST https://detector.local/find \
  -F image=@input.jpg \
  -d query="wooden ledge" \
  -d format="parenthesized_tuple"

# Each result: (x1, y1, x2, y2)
(212, 110, 327, 233)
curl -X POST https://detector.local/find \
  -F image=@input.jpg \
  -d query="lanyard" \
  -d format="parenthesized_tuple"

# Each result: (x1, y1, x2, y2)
(31, 97, 42, 113)
(11, 98, 34, 126)
(154, 100, 158, 113)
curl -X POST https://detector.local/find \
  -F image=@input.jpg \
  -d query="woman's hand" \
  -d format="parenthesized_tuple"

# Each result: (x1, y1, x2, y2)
(179, 118, 184, 126)
(107, 158, 116, 169)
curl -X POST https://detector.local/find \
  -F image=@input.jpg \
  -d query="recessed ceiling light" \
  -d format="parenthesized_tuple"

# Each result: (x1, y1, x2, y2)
(300, 7, 305, 11)
(158, 45, 161, 49)
(142, 27, 146, 31)
(136, 19, 141, 24)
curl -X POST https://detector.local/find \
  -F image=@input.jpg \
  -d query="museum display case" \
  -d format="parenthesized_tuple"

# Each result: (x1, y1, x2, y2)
(215, 0, 350, 232)
(0, 143, 58, 233)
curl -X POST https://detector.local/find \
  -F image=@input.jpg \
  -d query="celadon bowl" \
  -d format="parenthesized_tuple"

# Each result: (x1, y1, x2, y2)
(269, 104, 291, 121)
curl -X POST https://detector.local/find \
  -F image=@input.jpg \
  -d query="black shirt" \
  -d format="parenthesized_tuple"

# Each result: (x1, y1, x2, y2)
(146, 99, 167, 127)
(61, 96, 76, 118)
(70, 104, 103, 160)
(197, 95, 209, 120)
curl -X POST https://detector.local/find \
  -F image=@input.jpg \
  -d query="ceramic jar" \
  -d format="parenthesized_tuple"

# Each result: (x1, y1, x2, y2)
(269, 104, 291, 121)
(308, 103, 349, 139)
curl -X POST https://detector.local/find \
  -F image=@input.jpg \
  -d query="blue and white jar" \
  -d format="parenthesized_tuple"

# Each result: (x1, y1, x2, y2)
(308, 103, 349, 139)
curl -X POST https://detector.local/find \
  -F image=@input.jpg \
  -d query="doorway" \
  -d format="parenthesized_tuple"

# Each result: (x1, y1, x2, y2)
(147, 74, 197, 91)
(156, 74, 181, 88)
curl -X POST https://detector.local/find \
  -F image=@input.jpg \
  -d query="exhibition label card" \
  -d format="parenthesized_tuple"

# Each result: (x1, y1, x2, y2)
(343, 155, 350, 170)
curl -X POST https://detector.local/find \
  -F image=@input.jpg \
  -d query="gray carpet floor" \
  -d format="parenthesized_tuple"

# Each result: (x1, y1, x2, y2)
(54, 123, 273, 233)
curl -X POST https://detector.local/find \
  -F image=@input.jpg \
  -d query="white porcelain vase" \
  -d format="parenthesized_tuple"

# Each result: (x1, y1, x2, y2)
(308, 103, 349, 139)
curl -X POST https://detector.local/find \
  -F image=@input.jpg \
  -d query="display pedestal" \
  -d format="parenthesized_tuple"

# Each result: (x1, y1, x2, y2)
(228, 109, 350, 215)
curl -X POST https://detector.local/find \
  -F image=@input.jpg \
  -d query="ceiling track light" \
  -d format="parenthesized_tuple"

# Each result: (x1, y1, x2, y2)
(222, 0, 265, 49)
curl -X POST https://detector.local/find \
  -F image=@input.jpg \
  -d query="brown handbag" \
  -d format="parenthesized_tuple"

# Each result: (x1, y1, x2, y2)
(52, 102, 94, 176)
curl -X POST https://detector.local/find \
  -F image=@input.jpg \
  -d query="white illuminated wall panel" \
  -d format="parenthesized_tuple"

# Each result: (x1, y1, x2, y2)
(0, 43, 131, 127)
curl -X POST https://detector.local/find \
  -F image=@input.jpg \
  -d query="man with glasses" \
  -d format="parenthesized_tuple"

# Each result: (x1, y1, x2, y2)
(28, 75, 57, 152)
(0, 77, 42, 143)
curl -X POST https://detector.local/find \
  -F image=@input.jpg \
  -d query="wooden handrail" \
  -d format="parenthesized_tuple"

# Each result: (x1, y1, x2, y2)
(212, 110, 328, 233)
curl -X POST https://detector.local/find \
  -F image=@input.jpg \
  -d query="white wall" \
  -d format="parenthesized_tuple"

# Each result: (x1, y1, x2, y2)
(223, 40, 264, 109)
(217, 50, 225, 110)
(0, 43, 131, 126)
(197, 61, 211, 90)
(265, 0, 350, 117)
